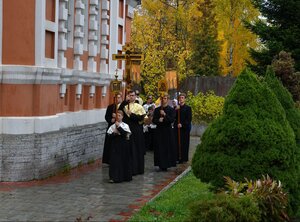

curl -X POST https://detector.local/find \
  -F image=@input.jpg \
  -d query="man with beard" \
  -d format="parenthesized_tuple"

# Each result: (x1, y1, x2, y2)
(152, 93, 177, 171)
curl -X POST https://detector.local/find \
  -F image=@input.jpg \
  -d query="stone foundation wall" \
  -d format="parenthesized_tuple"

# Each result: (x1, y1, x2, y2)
(0, 122, 107, 181)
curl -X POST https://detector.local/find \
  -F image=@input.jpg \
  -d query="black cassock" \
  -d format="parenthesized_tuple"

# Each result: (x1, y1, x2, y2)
(174, 104, 192, 162)
(102, 103, 117, 164)
(152, 105, 177, 170)
(108, 126, 132, 183)
(119, 101, 146, 175)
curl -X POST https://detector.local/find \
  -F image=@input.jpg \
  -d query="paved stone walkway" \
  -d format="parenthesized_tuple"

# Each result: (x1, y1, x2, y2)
(0, 137, 200, 222)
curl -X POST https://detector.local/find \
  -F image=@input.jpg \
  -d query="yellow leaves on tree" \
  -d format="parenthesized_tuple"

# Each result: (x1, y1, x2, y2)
(215, 0, 259, 76)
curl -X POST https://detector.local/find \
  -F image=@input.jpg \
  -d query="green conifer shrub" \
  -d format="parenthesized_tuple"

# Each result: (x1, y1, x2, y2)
(264, 67, 300, 143)
(192, 69, 300, 214)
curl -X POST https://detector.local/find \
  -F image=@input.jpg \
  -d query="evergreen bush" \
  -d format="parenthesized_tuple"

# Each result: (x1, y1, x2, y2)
(187, 194, 261, 222)
(264, 67, 300, 143)
(192, 68, 300, 214)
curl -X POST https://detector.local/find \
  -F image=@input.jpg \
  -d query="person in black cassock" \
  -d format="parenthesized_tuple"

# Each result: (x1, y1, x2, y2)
(119, 90, 146, 175)
(107, 110, 132, 183)
(102, 92, 122, 164)
(174, 93, 192, 163)
(152, 93, 177, 171)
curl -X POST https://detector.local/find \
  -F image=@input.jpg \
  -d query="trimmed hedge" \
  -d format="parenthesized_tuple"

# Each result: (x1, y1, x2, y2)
(192, 69, 300, 214)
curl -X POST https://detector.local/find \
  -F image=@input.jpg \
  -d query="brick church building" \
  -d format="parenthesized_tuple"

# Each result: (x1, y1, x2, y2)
(0, 0, 140, 181)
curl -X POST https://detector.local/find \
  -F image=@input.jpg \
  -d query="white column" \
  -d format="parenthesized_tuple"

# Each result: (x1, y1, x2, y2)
(35, 0, 46, 66)
(100, 0, 109, 74)
(73, 0, 85, 70)
(88, 0, 98, 72)
(58, 0, 68, 68)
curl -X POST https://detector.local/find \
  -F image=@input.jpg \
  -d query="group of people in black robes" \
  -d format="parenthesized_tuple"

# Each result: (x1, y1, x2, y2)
(103, 90, 192, 183)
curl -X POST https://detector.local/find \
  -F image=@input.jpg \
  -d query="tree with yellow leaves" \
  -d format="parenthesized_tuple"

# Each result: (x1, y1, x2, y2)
(131, 0, 193, 97)
(214, 0, 259, 76)
(131, 0, 260, 93)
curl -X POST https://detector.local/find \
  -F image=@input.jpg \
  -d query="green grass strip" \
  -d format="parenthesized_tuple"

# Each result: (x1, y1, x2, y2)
(129, 171, 214, 222)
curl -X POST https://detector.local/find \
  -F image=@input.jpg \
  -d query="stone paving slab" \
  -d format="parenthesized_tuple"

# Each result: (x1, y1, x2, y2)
(0, 137, 200, 222)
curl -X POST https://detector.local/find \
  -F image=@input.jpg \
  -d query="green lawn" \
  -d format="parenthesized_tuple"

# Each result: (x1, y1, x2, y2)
(129, 170, 300, 222)
(128, 171, 214, 222)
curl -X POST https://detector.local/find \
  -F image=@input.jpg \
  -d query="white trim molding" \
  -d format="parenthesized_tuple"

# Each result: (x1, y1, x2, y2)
(0, 65, 112, 85)
(0, 109, 107, 135)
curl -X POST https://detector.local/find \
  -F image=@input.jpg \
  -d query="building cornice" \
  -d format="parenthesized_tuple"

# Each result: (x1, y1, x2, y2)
(0, 65, 114, 86)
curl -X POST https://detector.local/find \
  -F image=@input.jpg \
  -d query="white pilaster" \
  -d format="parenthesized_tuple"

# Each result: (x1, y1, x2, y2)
(109, 0, 125, 74)
(35, 0, 59, 68)
(35, 0, 46, 66)
(73, 0, 85, 70)
(58, 0, 69, 68)
(66, 0, 74, 48)
(88, 0, 98, 72)
(100, 0, 109, 74)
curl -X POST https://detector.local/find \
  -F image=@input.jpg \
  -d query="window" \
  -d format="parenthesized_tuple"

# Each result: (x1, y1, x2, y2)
(46, 0, 56, 22)
(119, 0, 124, 18)
(118, 25, 123, 44)
(45, 31, 55, 59)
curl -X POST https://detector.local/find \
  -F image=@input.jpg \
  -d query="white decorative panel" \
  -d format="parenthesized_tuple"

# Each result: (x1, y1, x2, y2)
(75, 14, 84, 26)
(73, 0, 84, 71)
(88, 0, 99, 72)
(102, 0, 109, 10)
(100, 48, 108, 59)
(58, 0, 68, 68)
(101, 24, 109, 36)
